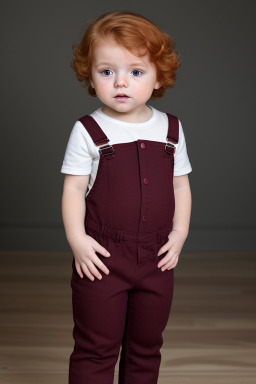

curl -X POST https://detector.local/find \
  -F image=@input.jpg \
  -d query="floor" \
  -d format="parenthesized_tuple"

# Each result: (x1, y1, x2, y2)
(0, 250, 255, 384)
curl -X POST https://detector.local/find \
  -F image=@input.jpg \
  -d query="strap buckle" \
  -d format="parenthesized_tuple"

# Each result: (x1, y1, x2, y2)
(98, 142, 115, 159)
(98, 143, 114, 155)
(164, 140, 176, 155)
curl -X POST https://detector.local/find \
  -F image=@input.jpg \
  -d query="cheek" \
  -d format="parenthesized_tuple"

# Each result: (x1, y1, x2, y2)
(94, 81, 110, 97)
(135, 82, 155, 98)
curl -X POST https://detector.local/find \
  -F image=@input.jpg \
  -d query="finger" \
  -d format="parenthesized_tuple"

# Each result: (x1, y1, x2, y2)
(86, 259, 105, 280)
(80, 262, 97, 281)
(157, 241, 173, 257)
(158, 251, 176, 269)
(157, 244, 166, 257)
(93, 243, 111, 257)
(167, 263, 177, 270)
(166, 260, 178, 270)
(162, 258, 178, 271)
(157, 251, 172, 269)
(91, 254, 110, 276)
(75, 262, 84, 279)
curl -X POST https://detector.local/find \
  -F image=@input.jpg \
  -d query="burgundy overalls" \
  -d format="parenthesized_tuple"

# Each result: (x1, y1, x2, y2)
(69, 112, 179, 384)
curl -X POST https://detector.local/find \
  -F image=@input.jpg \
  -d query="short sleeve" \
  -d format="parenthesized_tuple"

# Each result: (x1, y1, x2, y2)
(60, 121, 92, 175)
(174, 120, 192, 176)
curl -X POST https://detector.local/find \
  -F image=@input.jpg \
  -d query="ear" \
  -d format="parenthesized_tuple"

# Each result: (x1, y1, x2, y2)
(154, 80, 161, 90)
(90, 81, 95, 89)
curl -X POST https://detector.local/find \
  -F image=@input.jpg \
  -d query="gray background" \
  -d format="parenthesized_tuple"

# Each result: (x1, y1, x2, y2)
(0, 0, 255, 251)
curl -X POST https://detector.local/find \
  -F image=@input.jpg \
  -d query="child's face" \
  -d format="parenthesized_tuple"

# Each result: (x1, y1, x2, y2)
(90, 37, 161, 120)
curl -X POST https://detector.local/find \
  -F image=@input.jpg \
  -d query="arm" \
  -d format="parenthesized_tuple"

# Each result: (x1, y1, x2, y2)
(172, 174, 192, 238)
(61, 174, 110, 280)
(62, 174, 89, 243)
(157, 174, 192, 270)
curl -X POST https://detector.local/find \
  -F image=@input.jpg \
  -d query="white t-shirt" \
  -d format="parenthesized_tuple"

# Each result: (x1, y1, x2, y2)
(61, 105, 192, 197)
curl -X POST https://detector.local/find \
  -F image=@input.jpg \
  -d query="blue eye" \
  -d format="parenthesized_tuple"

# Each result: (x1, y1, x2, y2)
(132, 69, 142, 77)
(101, 69, 113, 76)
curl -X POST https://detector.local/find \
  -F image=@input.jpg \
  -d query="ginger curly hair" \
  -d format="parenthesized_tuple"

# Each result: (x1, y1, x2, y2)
(71, 10, 182, 99)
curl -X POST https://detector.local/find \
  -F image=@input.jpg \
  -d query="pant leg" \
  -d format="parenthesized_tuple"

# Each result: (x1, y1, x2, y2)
(118, 240, 174, 384)
(69, 236, 129, 384)
(69, 235, 174, 384)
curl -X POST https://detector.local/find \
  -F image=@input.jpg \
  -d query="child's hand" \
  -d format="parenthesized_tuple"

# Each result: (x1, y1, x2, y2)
(70, 233, 111, 281)
(157, 229, 187, 271)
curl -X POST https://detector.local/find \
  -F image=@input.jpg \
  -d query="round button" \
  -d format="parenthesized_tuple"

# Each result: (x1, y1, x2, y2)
(143, 178, 148, 184)
(140, 142, 146, 149)
(142, 215, 147, 221)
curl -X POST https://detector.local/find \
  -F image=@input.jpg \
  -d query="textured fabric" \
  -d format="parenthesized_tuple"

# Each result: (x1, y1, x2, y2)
(60, 106, 192, 198)
(69, 113, 179, 384)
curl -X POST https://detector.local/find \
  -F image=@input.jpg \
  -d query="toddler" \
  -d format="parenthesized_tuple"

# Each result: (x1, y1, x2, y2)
(61, 10, 192, 384)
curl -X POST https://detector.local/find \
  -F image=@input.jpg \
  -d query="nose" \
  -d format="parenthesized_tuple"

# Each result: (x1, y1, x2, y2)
(114, 73, 128, 88)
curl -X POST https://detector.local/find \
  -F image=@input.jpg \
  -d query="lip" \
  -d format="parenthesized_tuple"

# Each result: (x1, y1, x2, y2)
(114, 93, 130, 103)
(114, 93, 129, 98)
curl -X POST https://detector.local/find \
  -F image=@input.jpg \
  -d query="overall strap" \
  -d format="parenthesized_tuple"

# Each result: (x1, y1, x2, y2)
(164, 113, 179, 156)
(78, 115, 114, 159)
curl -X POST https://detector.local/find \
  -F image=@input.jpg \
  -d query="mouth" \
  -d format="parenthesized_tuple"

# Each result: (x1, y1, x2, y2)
(114, 93, 130, 98)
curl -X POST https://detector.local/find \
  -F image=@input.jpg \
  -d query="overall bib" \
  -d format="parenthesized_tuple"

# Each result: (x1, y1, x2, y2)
(69, 112, 179, 384)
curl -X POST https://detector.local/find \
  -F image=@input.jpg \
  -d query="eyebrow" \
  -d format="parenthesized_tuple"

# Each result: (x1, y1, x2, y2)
(95, 62, 146, 68)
